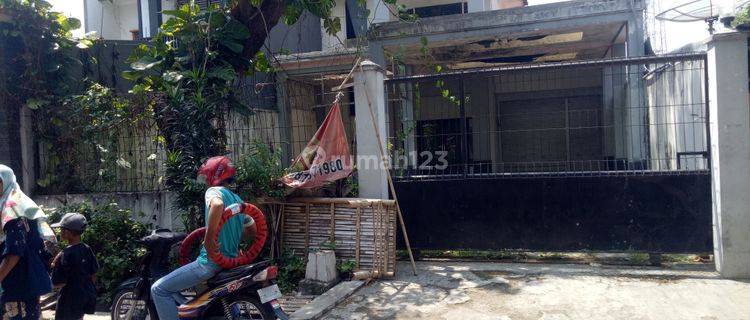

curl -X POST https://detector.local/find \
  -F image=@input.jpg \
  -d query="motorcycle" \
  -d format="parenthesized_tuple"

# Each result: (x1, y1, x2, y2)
(110, 204, 287, 320)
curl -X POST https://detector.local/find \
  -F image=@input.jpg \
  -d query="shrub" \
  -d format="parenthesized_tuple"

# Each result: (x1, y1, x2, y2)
(275, 250, 306, 294)
(49, 202, 151, 303)
(234, 140, 288, 202)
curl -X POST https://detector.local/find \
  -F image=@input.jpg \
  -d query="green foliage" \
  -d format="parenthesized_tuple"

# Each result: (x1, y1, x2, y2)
(234, 140, 288, 202)
(0, 1, 139, 193)
(733, 5, 750, 28)
(49, 202, 151, 303)
(336, 259, 356, 275)
(319, 240, 337, 251)
(35, 83, 145, 193)
(0, 0, 88, 109)
(275, 250, 306, 294)
(126, 3, 255, 230)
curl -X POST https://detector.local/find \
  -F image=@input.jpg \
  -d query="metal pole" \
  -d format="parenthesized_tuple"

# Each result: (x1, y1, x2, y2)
(459, 75, 468, 177)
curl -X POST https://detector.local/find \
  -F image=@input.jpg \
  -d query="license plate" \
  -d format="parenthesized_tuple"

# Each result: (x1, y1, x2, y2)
(257, 284, 282, 303)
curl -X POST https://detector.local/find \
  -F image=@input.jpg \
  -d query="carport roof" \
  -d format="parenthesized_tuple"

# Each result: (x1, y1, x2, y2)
(369, 0, 645, 69)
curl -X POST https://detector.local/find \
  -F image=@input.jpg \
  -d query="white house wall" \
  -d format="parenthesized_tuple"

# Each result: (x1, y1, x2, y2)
(645, 60, 707, 171)
(321, 0, 347, 51)
(85, 0, 139, 40)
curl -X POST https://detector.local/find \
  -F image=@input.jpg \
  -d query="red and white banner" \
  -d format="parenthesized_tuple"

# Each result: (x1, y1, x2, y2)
(282, 102, 353, 188)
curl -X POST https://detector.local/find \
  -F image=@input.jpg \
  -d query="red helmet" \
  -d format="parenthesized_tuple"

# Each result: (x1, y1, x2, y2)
(197, 156, 236, 187)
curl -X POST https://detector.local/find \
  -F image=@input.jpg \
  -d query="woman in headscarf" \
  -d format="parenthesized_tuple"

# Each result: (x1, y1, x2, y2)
(0, 164, 53, 319)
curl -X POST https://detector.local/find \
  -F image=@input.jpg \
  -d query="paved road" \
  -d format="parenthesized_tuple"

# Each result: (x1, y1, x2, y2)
(42, 311, 109, 319)
(325, 261, 750, 320)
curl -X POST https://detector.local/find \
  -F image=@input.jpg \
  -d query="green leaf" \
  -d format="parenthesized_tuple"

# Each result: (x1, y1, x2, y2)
(163, 71, 184, 83)
(130, 57, 161, 71)
(37, 178, 51, 188)
(116, 158, 132, 169)
(284, 5, 302, 25)
(66, 17, 81, 30)
(121, 70, 141, 81)
(223, 19, 251, 40)
(207, 66, 236, 82)
(441, 89, 450, 98)
(435, 65, 443, 73)
(76, 39, 94, 49)
(420, 36, 428, 47)
(253, 52, 271, 73)
(219, 39, 244, 53)
(323, 17, 341, 36)
(26, 98, 48, 110)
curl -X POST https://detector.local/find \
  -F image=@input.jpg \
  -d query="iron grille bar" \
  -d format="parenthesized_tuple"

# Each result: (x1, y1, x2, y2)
(386, 52, 708, 83)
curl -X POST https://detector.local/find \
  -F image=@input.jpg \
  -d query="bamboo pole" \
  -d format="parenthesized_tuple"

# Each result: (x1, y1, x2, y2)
(358, 62, 418, 275)
(355, 206, 361, 268)
(330, 203, 335, 243)
(278, 204, 285, 257)
(304, 204, 310, 252)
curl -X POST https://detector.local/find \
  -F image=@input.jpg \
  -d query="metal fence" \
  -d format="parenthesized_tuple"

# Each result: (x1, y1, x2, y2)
(385, 53, 709, 180)
(35, 71, 356, 194)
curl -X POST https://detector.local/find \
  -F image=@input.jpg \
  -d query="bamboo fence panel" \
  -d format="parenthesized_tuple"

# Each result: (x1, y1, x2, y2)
(274, 198, 397, 277)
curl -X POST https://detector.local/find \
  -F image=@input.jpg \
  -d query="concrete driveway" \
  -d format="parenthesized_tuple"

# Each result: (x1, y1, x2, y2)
(324, 261, 750, 320)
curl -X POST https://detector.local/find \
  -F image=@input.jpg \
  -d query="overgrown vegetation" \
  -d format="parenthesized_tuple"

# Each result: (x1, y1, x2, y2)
(235, 140, 288, 202)
(37, 83, 148, 193)
(275, 250, 306, 293)
(49, 202, 151, 303)
(125, 3, 263, 230)
(336, 259, 356, 280)
(0, 0, 83, 109)
(0, 1, 152, 194)
(732, 5, 750, 28)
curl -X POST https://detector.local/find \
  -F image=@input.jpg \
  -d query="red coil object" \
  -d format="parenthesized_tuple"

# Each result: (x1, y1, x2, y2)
(178, 203, 267, 268)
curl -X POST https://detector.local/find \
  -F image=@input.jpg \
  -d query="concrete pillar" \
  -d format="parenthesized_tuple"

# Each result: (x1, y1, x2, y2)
(467, 0, 487, 13)
(19, 106, 35, 195)
(707, 31, 750, 278)
(353, 60, 389, 199)
(625, 14, 646, 166)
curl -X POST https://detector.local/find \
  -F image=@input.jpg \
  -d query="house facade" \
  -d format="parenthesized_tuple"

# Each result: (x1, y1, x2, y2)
(23, 0, 730, 261)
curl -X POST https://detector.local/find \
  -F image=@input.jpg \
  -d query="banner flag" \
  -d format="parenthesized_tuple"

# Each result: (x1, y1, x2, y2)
(281, 101, 353, 188)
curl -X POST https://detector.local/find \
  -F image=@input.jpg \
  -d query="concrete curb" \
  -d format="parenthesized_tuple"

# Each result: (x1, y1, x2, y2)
(289, 280, 365, 320)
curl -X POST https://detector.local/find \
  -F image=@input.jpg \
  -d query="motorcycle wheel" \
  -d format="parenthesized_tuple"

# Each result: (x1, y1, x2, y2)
(111, 289, 154, 320)
(206, 294, 275, 320)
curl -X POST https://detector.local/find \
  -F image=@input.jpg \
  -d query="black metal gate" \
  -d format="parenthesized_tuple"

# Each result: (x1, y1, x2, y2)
(386, 53, 712, 252)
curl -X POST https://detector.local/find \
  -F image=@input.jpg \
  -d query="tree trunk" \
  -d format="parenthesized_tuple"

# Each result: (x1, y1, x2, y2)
(231, 0, 286, 60)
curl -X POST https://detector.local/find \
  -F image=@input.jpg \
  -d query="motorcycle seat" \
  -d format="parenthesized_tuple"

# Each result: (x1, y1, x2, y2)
(207, 260, 270, 287)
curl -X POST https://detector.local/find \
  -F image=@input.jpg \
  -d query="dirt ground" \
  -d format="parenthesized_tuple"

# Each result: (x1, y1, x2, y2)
(324, 261, 750, 320)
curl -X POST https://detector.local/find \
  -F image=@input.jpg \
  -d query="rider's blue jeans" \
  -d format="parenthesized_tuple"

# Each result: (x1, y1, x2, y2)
(151, 260, 220, 320)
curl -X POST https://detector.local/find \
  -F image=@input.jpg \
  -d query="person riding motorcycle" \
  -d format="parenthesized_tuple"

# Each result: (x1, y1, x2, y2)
(151, 156, 256, 320)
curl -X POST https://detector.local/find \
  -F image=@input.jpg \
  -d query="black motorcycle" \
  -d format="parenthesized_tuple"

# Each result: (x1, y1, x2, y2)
(110, 229, 288, 320)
